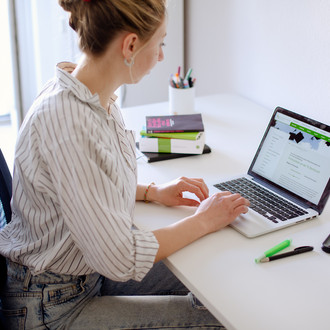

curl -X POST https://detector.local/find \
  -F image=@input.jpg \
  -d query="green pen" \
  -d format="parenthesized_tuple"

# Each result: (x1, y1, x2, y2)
(184, 68, 193, 81)
(255, 239, 292, 263)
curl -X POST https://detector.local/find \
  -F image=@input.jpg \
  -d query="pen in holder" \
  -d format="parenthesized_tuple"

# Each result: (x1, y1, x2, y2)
(168, 67, 196, 115)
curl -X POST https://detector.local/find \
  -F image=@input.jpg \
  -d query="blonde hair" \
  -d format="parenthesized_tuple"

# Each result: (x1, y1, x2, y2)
(59, 0, 167, 55)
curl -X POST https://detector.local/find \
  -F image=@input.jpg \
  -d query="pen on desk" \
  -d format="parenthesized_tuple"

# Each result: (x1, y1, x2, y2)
(259, 246, 314, 262)
(255, 239, 292, 263)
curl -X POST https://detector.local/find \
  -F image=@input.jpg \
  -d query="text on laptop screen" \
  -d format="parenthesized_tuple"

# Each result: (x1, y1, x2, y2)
(251, 112, 330, 205)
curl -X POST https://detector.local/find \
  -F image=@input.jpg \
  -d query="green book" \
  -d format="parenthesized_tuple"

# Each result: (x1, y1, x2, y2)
(140, 130, 202, 140)
(139, 133, 205, 154)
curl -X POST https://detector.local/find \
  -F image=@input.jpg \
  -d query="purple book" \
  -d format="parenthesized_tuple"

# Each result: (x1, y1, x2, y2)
(146, 113, 204, 133)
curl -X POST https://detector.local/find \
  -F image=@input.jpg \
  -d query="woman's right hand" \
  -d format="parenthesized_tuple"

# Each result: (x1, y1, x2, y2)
(194, 191, 250, 234)
(153, 191, 249, 262)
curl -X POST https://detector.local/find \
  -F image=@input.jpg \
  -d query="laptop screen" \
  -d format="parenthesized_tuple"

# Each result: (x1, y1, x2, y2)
(248, 107, 330, 212)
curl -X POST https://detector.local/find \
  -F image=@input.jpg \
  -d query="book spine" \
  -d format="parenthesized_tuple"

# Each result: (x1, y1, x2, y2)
(140, 131, 202, 140)
(146, 114, 204, 133)
(139, 136, 205, 154)
(146, 129, 205, 134)
(146, 129, 184, 133)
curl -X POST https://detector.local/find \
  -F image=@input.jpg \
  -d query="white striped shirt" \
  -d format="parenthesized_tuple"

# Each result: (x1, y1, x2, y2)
(0, 62, 159, 281)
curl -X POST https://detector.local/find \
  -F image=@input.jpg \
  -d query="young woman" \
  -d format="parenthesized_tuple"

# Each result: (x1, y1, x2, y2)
(0, 0, 249, 328)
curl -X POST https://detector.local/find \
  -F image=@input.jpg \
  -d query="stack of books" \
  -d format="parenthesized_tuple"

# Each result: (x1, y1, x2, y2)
(139, 113, 205, 154)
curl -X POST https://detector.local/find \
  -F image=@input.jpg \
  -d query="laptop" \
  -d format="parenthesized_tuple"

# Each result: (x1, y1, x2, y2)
(209, 106, 330, 238)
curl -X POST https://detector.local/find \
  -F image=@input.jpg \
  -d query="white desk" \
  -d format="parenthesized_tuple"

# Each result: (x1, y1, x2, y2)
(122, 94, 330, 330)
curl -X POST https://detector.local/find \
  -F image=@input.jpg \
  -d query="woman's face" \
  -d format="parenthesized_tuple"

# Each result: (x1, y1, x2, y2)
(130, 19, 167, 83)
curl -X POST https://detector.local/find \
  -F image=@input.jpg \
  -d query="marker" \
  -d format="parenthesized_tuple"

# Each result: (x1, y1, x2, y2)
(259, 246, 314, 262)
(184, 67, 193, 81)
(255, 239, 292, 263)
(170, 74, 178, 88)
(175, 72, 179, 84)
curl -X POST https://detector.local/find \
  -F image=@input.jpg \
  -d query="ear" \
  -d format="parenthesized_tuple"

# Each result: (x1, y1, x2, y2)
(122, 33, 139, 61)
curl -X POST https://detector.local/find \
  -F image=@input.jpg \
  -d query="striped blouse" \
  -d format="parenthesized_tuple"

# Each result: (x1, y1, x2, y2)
(0, 62, 159, 282)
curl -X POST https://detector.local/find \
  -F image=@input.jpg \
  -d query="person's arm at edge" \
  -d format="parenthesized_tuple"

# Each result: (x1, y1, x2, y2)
(136, 183, 249, 263)
(152, 213, 209, 262)
(136, 182, 208, 262)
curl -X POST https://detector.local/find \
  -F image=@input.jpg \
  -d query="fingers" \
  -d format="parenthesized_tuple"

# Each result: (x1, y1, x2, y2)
(177, 177, 209, 201)
(219, 192, 250, 216)
(209, 191, 249, 210)
(189, 178, 209, 196)
(229, 193, 250, 208)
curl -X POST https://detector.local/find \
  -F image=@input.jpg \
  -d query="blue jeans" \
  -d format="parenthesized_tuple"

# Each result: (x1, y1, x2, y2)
(1, 260, 224, 329)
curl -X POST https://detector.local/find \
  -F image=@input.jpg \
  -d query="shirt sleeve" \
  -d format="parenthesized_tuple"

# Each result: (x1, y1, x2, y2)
(39, 101, 159, 282)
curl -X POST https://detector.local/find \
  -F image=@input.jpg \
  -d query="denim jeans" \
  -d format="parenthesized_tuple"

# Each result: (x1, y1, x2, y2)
(0, 260, 224, 329)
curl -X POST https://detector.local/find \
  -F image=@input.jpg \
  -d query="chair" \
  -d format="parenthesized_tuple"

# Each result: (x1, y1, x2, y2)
(0, 149, 12, 228)
(0, 149, 12, 328)
(0, 148, 12, 290)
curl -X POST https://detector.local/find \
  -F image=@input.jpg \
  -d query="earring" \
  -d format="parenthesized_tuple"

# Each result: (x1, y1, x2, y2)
(124, 57, 134, 67)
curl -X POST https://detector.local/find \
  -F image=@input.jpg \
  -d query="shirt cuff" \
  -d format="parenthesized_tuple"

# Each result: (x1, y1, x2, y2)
(133, 230, 159, 281)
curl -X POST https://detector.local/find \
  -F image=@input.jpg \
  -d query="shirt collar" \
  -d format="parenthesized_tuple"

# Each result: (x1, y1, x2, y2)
(56, 62, 118, 110)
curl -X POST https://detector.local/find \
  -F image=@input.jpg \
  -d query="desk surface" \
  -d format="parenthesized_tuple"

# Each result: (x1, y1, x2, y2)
(121, 94, 330, 330)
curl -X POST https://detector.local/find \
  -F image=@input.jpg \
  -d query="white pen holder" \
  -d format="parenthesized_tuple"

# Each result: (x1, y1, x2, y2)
(169, 86, 195, 115)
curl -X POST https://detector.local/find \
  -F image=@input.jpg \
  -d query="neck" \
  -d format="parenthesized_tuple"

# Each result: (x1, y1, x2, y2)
(72, 52, 123, 110)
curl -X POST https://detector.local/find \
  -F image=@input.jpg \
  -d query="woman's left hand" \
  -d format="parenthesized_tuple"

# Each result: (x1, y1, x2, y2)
(148, 177, 209, 207)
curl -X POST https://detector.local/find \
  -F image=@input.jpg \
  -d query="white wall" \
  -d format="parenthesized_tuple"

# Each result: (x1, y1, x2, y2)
(186, 0, 330, 124)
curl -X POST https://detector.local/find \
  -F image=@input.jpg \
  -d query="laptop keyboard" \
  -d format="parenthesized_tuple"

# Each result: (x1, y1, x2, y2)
(214, 177, 308, 223)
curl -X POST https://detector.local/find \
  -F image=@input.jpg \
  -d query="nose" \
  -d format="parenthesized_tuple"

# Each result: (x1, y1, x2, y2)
(158, 48, 164, 62)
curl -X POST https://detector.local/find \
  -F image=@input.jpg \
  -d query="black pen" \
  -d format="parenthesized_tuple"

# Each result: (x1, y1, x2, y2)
(259, 246, 314, 262)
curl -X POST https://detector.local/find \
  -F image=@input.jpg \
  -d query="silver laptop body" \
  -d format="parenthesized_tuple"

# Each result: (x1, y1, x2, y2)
(209, 107, 330, 238)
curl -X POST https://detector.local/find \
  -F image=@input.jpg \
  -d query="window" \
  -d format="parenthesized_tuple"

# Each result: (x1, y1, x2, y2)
(0, 0, 15, 120)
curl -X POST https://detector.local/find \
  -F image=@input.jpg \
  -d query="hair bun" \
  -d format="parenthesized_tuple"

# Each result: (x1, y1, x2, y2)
(58, 0, 166, 55)
(58, 0, 74, 12)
